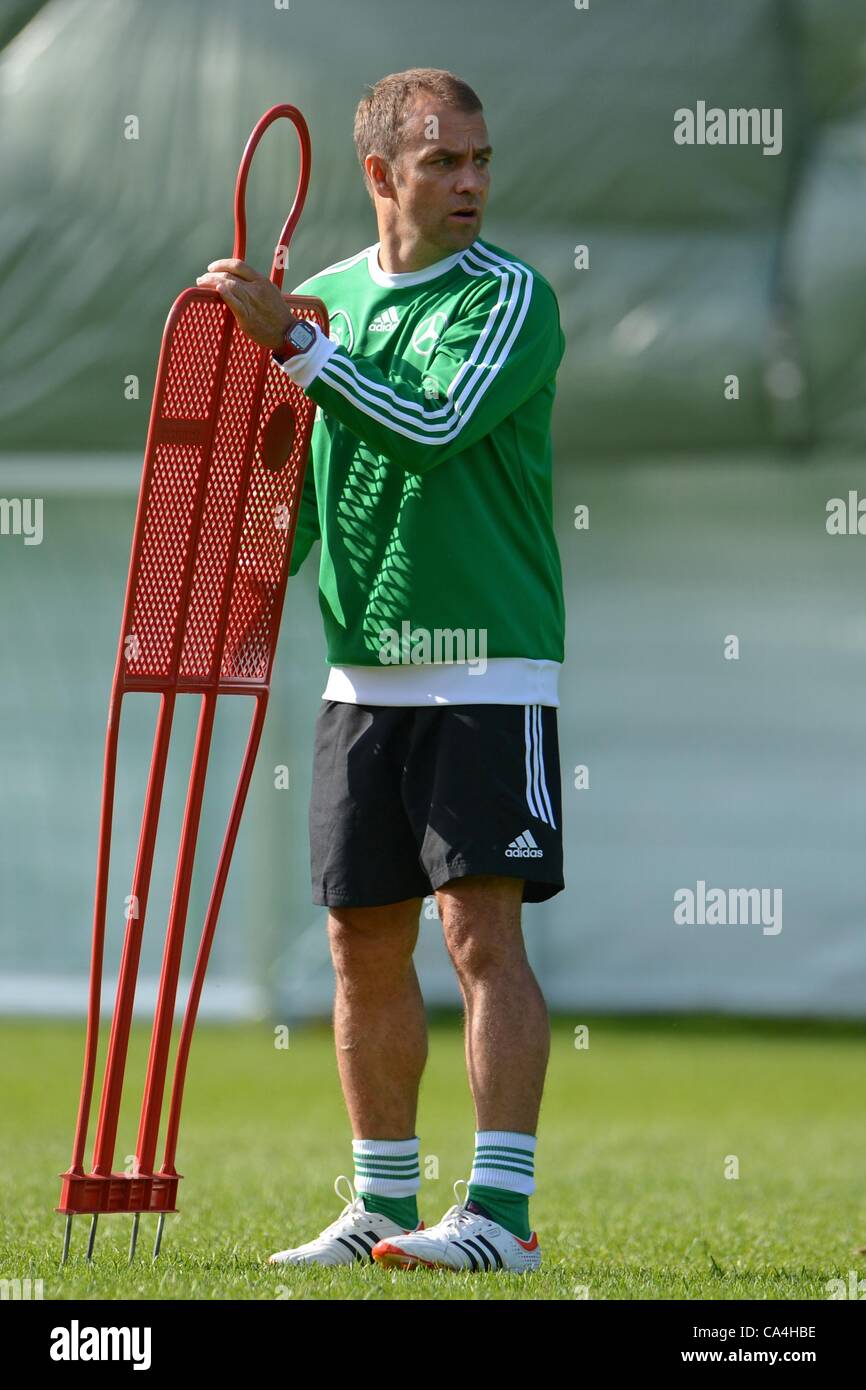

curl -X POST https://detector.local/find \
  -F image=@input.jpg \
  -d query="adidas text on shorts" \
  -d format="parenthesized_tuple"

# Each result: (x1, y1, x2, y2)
(308, 701, 564, 908)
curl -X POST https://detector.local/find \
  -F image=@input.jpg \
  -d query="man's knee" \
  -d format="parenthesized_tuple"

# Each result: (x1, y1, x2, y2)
(327, 897, 422, 980)
(437, 875, 525, 979)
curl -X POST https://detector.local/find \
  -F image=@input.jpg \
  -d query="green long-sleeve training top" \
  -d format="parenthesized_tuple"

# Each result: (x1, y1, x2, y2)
(277, 236, 566, 705)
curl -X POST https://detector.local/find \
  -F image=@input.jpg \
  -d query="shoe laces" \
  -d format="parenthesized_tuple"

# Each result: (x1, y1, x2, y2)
(438, 1178, 475, 1235)
(316, 1174, 366, 1237)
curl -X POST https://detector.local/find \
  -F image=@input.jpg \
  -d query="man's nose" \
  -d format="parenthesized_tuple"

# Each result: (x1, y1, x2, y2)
(454, 161, 486, 195)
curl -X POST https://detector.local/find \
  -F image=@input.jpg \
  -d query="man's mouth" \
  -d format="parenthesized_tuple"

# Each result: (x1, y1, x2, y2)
(449, 208, 479, 221)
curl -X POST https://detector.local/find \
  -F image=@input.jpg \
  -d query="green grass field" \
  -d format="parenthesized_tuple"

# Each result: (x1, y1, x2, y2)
(3, 1015, 865, 1301)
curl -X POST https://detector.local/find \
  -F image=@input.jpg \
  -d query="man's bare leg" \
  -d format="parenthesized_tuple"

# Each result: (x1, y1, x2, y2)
(267, 897, 427, 1261)
(328, 896, 427, 1138)
(428, 874, 547, 1244)
(436, 875, 549, 1132)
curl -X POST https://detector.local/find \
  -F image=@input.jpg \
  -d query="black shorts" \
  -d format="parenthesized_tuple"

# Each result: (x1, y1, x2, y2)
(308, 700, 564, 908)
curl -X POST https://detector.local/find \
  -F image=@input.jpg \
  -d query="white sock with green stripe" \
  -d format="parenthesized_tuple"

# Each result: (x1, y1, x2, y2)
(352, 1137, 420, 1228)
(467, 1130, 536, 1240)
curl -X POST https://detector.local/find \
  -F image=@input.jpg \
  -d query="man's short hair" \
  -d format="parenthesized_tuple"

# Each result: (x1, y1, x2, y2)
(353, 67, 483, 201)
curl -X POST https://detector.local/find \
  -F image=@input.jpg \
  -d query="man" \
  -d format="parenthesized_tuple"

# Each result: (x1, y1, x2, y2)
(196, 67, 566, 1275)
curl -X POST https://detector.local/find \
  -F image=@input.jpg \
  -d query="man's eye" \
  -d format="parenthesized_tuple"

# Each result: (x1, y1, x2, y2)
(435, 154, 489, 166)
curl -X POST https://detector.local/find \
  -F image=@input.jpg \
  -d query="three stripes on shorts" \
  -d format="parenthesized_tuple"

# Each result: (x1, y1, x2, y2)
(524, 704, 556, 828)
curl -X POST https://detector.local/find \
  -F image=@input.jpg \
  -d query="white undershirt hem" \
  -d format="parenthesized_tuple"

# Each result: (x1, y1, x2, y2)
(321, 658, 561, 707)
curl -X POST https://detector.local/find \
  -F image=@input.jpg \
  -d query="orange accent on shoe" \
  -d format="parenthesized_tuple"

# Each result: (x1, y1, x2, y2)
(512, 1230, 538, 1251)
(372, 1240, 440, 1270)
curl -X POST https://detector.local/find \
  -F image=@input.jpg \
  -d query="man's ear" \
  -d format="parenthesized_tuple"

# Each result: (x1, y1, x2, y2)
(366, 153, 397, 202)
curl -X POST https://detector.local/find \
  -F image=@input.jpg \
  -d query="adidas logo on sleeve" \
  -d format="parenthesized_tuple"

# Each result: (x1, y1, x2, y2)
(505, 829, 544, 859)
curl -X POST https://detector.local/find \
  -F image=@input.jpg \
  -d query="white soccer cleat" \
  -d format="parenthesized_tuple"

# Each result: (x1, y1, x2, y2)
(267, 1174, 424, 1266)
(372, 1179, 541, 1273)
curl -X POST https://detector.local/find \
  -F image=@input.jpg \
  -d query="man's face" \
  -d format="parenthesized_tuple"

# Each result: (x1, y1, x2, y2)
(371, 96, 491, 257)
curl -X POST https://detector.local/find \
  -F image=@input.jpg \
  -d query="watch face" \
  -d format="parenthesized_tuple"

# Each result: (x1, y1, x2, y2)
(289, 321, 316, 351)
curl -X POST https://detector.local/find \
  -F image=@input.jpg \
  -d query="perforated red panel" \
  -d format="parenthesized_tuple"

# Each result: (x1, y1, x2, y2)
(161, 300, 225, 419)
(126, 442, 205, 680)
(220, 334, 313, 684)
(121, 291, 326, 692)
(179, 324, 260, 683)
